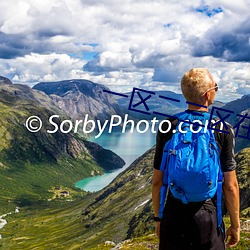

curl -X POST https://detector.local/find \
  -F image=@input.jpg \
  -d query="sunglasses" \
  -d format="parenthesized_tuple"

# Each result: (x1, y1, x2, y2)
(202, 83, 218, 95)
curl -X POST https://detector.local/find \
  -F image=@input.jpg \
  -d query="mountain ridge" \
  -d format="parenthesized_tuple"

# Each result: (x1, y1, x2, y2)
(222, 94, 250, 152)
(33, 79, 124, 122)
(0, 76, 12, 85)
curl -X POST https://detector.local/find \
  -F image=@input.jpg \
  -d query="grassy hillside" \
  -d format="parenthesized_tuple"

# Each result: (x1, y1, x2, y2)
(1, 205, 249, 250)
(1, 147, 249, 249)
(0, 84, 124, 213)
(0, 199, 89, 249)
(89, 219, 250, 250)
(0, 148, 154, 249)
(235, 148, 250, 214)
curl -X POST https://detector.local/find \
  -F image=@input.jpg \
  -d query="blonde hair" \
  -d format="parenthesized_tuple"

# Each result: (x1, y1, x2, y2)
(181, 68, 214, 103)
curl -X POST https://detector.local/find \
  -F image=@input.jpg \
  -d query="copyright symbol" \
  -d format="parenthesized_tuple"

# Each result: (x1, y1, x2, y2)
(25, 116, 42, 132)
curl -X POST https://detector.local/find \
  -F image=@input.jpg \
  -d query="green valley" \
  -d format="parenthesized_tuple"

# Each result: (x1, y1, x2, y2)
(0, 146, 249, 249)
(0, 82, 124, 214)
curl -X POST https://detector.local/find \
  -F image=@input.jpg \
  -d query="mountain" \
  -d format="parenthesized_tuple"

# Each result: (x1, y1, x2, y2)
(0, 147, 155, 249)
(78, 146, 250, 248)
(209, 100, 225, 109)
(221, 95, 250, 152)
(115, 90, 225, 120)
(222, 94, 250, 125)
(33, 79, 124, 122)
(79, 147, 154, 248)
(0, 76, 248, 249)
(234, 109, 250, 152)
(114, 90, 186, 120)
(0, 75, 12, 85)
(1, 146, 249, 249)
(33, 80, 227, 124)
(0, 79, 125, 212)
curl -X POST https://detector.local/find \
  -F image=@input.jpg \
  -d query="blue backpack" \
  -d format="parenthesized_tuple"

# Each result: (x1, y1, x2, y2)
(158, 111, 223, 228)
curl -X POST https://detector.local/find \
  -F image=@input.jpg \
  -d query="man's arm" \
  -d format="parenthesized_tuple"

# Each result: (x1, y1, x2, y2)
(223, 170, 240, 248)
(152, 169, 163, 239)
(152, 122, 174, 239)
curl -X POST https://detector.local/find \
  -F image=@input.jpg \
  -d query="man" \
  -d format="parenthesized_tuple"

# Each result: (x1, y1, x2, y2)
(152, 68, 240, 249)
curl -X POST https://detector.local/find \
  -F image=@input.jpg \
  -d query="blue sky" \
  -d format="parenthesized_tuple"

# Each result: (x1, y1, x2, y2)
(0, 0, 249, 102)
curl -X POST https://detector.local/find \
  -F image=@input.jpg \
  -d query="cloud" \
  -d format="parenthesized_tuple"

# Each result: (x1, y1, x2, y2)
(192, 18, 250, 62)
(0, 0, 249, 101)
(0, 32, 29, 59)
(0, 53, 87, 85)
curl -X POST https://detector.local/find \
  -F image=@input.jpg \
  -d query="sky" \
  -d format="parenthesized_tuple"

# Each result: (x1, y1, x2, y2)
(0, 0, 249, 102)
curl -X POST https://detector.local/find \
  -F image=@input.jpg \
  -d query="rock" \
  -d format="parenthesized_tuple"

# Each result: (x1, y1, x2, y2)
(241, 219, 250, 232)
(83, 140, 125, 171)
(105, 240, 116, 247)
(0, 219, 7, 229)
(33, 79, 123, 123)
(0, 76, 12, 85)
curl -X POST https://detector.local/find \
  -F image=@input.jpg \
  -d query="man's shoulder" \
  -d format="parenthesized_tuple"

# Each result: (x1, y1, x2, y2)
(213, 120, 235, 137)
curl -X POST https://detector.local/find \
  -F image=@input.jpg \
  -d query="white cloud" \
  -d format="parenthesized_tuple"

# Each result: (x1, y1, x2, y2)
(0, 53, 87, 85)
(0, 0, 249, 101)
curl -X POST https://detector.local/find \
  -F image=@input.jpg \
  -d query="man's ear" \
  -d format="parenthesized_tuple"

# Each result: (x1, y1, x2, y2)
(204, 92, 209, 100)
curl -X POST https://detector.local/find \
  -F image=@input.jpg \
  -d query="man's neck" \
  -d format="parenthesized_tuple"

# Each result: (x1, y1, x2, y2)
(187, 104, 209, 112)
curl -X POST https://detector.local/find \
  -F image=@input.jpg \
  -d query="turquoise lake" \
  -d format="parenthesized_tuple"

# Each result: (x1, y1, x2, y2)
(75, 129, 156, 192)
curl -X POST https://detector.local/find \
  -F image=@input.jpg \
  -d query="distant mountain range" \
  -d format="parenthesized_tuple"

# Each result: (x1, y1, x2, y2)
(3, 75, 250, 153)
(222, 94, 250, 152)
(115, 89, 225, 120)
(114, 88, 249, 151)
(0, 77, 125, 212)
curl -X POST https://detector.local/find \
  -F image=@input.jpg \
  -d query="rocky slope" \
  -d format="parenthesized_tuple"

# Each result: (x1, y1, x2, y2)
(0, 76, 12, 85)
(221, 95, 250, 152)
(80, 147, 154, 248)
(222, 94, 250, 125)
(0, 78, 124, 212)
(234, 108, 250, 152)
(33, 79, 124, 122)
(1, 146, 249, 249)
(78, 146, 250, 248)
(235, 148, 250, 214)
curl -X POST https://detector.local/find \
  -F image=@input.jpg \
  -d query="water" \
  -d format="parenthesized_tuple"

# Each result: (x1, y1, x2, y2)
(0, 209, 19, 238)
(75, 129, 156, 192)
